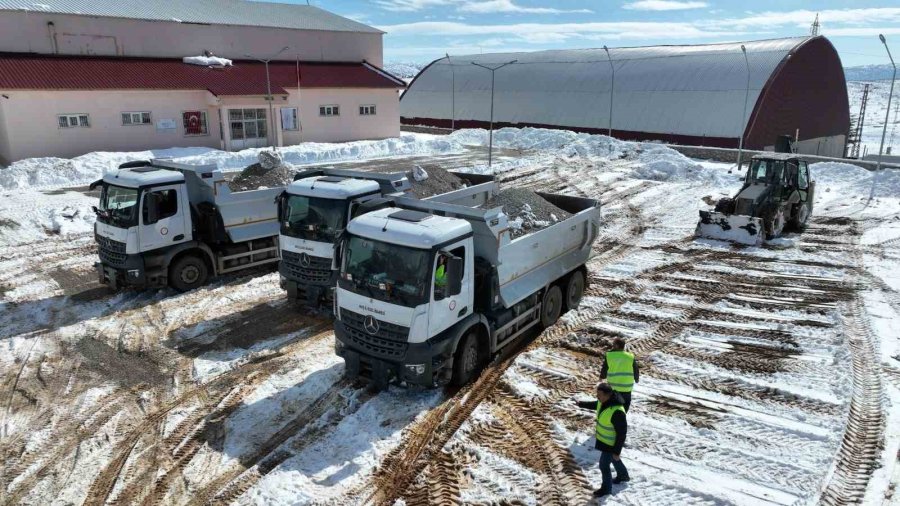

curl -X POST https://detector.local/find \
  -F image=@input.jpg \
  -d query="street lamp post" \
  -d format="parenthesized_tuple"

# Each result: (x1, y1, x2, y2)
(446, 53, 456, 131)
(870, 34, 897, 203)
(245, 46, 290, 148)
(603, 45, 615, 139)
(471, 59, 517, 169)
(734, 44, 751, 174)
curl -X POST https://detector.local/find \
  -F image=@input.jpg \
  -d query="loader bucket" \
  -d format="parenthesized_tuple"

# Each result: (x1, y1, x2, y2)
(696, 210, 764, 246)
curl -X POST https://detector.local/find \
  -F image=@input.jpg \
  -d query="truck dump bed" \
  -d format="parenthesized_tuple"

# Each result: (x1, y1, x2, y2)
(389, 188, 600, 308)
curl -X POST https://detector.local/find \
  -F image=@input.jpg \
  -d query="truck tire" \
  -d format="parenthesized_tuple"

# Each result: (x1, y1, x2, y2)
(170, 255, 209, 292)
(540, 285, 563, 328)
(452, 330, 481, 386)
(564, 270, 585, 311)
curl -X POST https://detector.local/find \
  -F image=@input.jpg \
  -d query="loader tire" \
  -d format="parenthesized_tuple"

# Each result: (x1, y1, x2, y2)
(789, 203, 810, 231)
(170, 255, 208, 292)
(764, 208, 786, 240)
(540, 285, 563, 328)
(452, 330, 481, 386)
(714, 197, 735, 214)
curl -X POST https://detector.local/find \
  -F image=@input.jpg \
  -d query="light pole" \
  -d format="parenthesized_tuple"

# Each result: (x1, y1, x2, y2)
(603, 45, 615, 139)
(870, 34, 896, 204)
(734, 44, 751, 174)
(471, 59, 517, 168)
(446, 53, 456, 131)
(245, 46, 290, 148)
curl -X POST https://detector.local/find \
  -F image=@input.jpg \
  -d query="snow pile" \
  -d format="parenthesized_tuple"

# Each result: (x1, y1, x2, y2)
(0, 147, 217, 190)
(631, 143, 709, 182)
(812, 162, 900, 199)
(452, 127, 630, 158)
(182, 56, 233, 67)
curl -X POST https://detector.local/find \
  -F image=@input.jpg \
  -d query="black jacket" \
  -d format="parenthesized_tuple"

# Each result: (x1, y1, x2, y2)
(600, 355, 639, 383)
(577, 395, 627, 454)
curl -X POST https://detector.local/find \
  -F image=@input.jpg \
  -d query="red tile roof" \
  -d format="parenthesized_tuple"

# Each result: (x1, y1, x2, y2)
(0, 54, 405, 95)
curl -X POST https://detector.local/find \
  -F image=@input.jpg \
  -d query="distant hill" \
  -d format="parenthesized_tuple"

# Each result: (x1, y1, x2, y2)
(844, 64, 895, 82)
(383, 62, 426, 79)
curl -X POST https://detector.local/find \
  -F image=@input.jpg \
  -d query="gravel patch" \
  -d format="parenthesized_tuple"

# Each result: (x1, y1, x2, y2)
(483, 188, 573, 238)
(227, 163, 294, 192)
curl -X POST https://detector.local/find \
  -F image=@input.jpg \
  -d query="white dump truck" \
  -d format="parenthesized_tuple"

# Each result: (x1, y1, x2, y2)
(333, 184, 601, 388)
(278, 168, 494, 306)
(91, 160, 281, 291)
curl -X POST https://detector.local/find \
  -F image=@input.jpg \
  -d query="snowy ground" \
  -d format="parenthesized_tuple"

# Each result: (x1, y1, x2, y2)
(847, 80, 900, 158)
(0, 128, 898, 505)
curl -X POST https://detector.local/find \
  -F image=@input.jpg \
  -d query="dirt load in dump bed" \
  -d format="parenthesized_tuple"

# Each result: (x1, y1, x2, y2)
(228, 163, 295, 192)
(482, 187, 573, 238)
(367, 164, 468, 198)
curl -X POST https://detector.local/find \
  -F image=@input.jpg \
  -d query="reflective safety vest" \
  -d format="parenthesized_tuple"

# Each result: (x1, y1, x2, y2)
(606, 350, 635, 393)
(595, 403, 626, 446)
(435, 264, 447, 287)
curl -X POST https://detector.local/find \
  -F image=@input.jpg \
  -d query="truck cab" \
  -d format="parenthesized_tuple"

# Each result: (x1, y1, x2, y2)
(278, 169, 411, 305)
(93, 160, 281, 291)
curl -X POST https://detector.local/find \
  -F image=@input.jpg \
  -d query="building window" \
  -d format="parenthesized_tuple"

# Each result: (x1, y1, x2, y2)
(281, 107, 299, 131)
(228, 108, 267, 141)
(182, 111, 208, 136)
(319, 105, 339, 117)
(122, 112, 152, 126)
(58, 114, 90, 128)
(359, 105, 376, 116)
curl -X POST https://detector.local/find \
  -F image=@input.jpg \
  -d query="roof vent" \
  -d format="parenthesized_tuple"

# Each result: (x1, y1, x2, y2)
(317, 176, 346, 183)
(131, 166, 162, 173)
(390, 210, 433, 223)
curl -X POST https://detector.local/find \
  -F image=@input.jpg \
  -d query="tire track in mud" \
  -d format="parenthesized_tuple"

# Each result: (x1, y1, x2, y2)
(81, 322, 332, 506)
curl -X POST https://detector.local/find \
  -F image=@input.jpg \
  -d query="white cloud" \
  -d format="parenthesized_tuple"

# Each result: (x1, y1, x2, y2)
(460, 0, 592, 14)
(376, 0, 591, 14)
(380, 20, 736, 40)
(700, 8, 900, 30)
(623, 1, 708, 11)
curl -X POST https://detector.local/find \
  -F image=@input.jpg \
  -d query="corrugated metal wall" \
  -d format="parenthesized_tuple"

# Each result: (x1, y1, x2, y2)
(401, 37, 836, 145)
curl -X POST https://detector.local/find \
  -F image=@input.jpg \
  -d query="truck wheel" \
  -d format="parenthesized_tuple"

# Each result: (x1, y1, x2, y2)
(564, 270, 585, 311)
(170, 255, 208, 292)
(540, 285, 563, 328)
(452, 330, 481, 386)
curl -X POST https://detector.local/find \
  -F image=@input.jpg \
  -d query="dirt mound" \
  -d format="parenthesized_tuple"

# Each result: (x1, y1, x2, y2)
(407, 164, 467, 198)
(483, 188, 572, 238)
(228, 163, 294, 192)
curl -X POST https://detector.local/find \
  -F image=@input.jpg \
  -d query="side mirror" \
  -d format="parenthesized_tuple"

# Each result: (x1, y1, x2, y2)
(144, 192, 160, 224)
(89, 179, 103, 191)
(446, 256, 463, 296)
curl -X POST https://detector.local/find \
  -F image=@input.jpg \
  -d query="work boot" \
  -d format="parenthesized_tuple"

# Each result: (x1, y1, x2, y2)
(613, 475, 630, 484)
(593, 489, 610, 497)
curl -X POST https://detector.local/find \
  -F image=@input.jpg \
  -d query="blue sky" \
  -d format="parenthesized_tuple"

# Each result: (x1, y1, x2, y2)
(286, 1, 900, 67)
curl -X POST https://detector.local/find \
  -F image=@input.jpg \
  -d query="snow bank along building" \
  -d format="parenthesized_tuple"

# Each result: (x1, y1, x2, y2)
(0, 0, 405, 164)
(401, 37, 850, 158)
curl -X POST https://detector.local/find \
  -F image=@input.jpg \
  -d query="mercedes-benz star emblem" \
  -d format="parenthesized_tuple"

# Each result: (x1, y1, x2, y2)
(364, 315, 380, 335)
(299, 252, 311, 268)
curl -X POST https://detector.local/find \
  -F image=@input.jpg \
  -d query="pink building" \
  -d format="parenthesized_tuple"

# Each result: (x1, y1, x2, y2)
(0, 0, 404, 164)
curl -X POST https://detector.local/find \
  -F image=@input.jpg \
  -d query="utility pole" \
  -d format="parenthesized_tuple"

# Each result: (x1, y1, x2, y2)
(603, 45, 615, 140)
(471, 59, 517, 169)
(446, 53, 456, 131)
(245, 46, 290, 148)
(850, 83, 871, 158)
(734, 45, 751, 174)
(870, 34, 896, 204)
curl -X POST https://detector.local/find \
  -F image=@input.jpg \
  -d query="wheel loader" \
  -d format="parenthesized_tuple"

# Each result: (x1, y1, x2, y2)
(696, 154, 815, 246)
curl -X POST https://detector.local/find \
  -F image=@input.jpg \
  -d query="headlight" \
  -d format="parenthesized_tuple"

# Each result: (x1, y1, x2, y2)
(405, 363, 426, 375)
(127, 269, 140, 278)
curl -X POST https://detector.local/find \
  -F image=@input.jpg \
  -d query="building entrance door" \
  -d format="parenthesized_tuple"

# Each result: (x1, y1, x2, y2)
(228, 108, 269, 150)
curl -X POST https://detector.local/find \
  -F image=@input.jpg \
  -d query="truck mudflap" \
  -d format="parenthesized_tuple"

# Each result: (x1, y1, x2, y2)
(696, 210, 764, 246)
(334, 321, 455, 389)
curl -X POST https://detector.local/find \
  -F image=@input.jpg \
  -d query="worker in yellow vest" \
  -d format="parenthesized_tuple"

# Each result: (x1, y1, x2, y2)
(578, 382, 629, 497)
(601, 337, 639, 411)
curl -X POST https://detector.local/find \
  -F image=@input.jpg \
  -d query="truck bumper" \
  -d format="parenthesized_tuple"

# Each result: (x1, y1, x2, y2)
(95, 256, 164, 289)
(279, 264, 336, 307)
(334, 321, 456, 389)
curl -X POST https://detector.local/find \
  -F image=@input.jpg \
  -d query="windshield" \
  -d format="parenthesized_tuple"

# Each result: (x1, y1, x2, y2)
(339, 235, 432, 307)
(281, 194, 348, 242)
(747, 159, 785, 184)
(98, 184, 140, 227)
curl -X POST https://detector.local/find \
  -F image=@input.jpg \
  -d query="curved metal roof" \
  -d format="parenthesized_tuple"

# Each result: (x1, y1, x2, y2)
(401, 37, 811, 139)
(0, 0, 382, 33)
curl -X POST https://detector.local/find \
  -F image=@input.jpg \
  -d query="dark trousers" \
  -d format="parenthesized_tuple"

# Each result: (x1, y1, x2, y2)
(599, 451, 629, 494)
(618, 391, 632, 412)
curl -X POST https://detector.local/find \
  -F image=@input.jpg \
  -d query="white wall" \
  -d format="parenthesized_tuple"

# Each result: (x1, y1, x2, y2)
(0, 89, 221, 161)
(0, 97, 11, 165)
(285, 88, 400, 143)
(0, 12, 383, 66)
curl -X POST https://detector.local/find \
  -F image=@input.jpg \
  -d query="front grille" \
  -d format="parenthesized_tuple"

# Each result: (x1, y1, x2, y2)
(97, 235, 126, 266)
(340, 308, 410, 360)
(282, 250, 333, 284)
